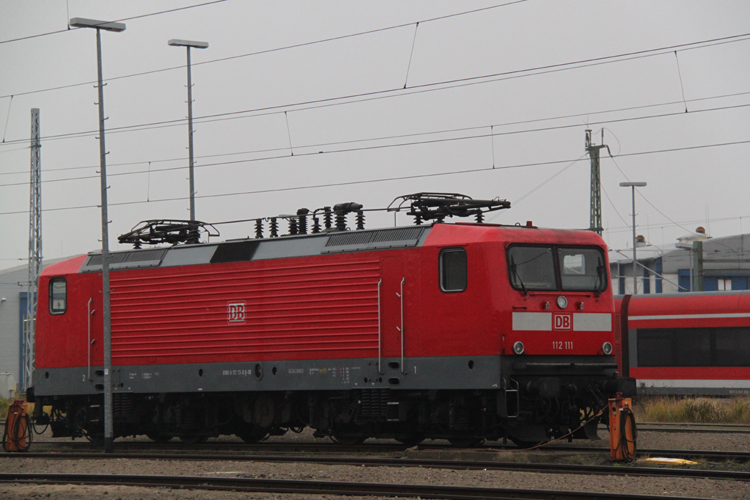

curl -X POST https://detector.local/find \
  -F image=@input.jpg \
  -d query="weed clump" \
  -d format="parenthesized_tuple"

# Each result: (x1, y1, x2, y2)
(635, 396, 750, 424)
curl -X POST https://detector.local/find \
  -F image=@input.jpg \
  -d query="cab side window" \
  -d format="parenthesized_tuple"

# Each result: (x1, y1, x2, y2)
(440, 248, 467, 292)
(49, 278, 67, 315)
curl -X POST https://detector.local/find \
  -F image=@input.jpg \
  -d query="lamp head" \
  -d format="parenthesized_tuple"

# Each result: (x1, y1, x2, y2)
(168, 39, 209, 49)
(70, 17, 126, 32)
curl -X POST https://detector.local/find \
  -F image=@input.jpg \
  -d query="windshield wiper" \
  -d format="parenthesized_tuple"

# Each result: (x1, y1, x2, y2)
(510, 256, 528, 296)
(594, 256, 605, 296)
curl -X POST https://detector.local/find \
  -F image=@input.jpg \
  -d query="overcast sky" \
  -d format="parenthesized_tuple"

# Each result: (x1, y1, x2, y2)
(1, 0, 749, 272)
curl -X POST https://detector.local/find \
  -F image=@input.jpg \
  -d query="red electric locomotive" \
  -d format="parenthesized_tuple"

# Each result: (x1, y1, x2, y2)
(30, 193, 633, 446)
(616, 291, 750, 396)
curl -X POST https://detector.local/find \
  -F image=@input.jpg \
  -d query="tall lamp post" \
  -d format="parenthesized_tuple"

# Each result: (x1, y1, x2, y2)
(69, 17, 126, 453)
(620, 181, 647, 294)
(168, 39, 208, 223)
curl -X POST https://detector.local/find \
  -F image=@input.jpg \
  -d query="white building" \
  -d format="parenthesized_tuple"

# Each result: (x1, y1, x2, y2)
(609, 230, 750, 295)
(0, 258, 69, 396)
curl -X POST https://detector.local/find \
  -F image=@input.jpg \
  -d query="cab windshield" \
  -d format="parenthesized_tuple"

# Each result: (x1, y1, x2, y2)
(507, 245, 606, 293)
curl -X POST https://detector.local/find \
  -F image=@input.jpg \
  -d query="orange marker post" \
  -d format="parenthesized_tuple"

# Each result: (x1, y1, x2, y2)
(2, 400, 30, 452)
(609, 394, 636, 461)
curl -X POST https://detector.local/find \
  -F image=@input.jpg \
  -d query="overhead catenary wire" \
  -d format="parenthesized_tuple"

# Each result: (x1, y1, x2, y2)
(403, 22, 420, 88)
(2, 87, 748, 178)
(490, 125, 496, 169)
(0, 0, 229, 45)
(1, 137, 749, 217)
(3, 36, 750, 151)
(637, 190, 701, 237)
(284, 112, 294, 157)
(2, 32, 749, 149)
(17, 36, 750, 150)
(674, 51, 689, 113)
(0, 146, 27, 156)
(0, 9, 748, 272)
(486, 154, 588, 222)
(0, 1, 527, 100)
(612, 249, 687, 292)
(607, 213, 750, 237)
(605, 152, 702, 238)
(2, 99, 749, 189)
(1, 26, 749, 140)
(1, 95, 13, 142)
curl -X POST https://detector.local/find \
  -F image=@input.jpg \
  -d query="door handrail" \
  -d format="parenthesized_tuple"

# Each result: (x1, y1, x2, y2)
(87, 298, 93, 381)
(377, 279, 383, 375)
(399, 277, 405, 374)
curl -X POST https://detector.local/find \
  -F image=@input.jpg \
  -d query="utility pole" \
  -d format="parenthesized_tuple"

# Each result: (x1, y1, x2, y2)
(620, 182, 647, 294)
(586, 129, 607, 235)
(168, 39, 208, 224)
(69, 17, 126, 454)
(25, 108, 42, 391)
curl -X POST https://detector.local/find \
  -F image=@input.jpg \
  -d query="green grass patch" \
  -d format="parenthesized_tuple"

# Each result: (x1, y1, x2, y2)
(0, 397, 9, 419)
(635, 396, 750, 424)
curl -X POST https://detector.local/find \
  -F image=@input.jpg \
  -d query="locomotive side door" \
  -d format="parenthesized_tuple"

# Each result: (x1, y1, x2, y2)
(380, 256, 405, 360)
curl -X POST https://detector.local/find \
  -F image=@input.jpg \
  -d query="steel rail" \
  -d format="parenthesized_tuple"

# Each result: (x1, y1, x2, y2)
(19, 439, 750, 461)
(599, 423, 750, 434)
(3, 452, 749, 482)
(638, 422, 750, 428)
(637, 426, 750, 434)
(492, 445, 750, 462)
(0, 472, 719, 500)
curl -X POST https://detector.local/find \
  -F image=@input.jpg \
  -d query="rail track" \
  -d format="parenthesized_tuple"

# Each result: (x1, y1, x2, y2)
(632, 422, 750, 434)
(3, 450, 749, 482)
(0, 472, 720, 500)
(15, 439, 750, 462)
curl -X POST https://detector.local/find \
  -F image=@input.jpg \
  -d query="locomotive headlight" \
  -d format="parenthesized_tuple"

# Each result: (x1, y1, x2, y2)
(602, 342, 613, 355)
(513, 341, 525, 355)
(556, 296, 568, 309)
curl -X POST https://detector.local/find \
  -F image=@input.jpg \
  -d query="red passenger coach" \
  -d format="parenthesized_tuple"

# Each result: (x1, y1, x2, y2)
(616, 291, 750, 396)
(31, 194, 633, 446)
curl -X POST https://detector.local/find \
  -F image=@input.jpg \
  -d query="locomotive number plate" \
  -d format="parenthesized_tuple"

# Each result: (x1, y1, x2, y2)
(552, 341, 574, 350)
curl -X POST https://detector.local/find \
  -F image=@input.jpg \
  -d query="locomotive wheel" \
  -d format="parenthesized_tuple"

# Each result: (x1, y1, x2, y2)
(331, 433, 367, 445)
(179, 435, 208, 444)
(330, 422, 368, 445)
(86, 433, 104, 446)
(72, 406, 88, 436)
(509, 438, 543, 449)
(448, 437, 484, 448)
(147, 432, 172, 443)
(395, 434, 425, 447)
(239, 427, 270, 444)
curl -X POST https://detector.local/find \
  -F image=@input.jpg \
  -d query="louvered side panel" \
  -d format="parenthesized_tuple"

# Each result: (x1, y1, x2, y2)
(110, 259, 380, 363)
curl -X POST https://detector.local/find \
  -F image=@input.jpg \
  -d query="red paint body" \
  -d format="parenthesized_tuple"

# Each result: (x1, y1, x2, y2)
(616, 292, 750, 394)
(36, 224, 614, 371)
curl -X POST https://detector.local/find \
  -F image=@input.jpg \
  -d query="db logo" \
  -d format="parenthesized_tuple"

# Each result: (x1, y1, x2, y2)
(553, 313, 572, 330)
(227, 302, 246, 323)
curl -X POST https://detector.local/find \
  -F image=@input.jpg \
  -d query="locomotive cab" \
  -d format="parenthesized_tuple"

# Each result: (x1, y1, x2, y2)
(493, 229, 633, 443)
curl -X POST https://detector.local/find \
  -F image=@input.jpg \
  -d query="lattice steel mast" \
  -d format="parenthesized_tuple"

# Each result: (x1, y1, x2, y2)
(25, 108, 42, 390)
(586, 129, 607, 235)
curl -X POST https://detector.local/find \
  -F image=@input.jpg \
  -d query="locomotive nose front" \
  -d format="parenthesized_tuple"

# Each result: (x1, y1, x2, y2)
(499, 237, 630, 442)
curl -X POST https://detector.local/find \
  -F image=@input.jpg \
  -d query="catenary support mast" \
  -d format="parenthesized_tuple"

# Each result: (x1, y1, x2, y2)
(25, 108, 42, 391)
(586, 129, 607, 235)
